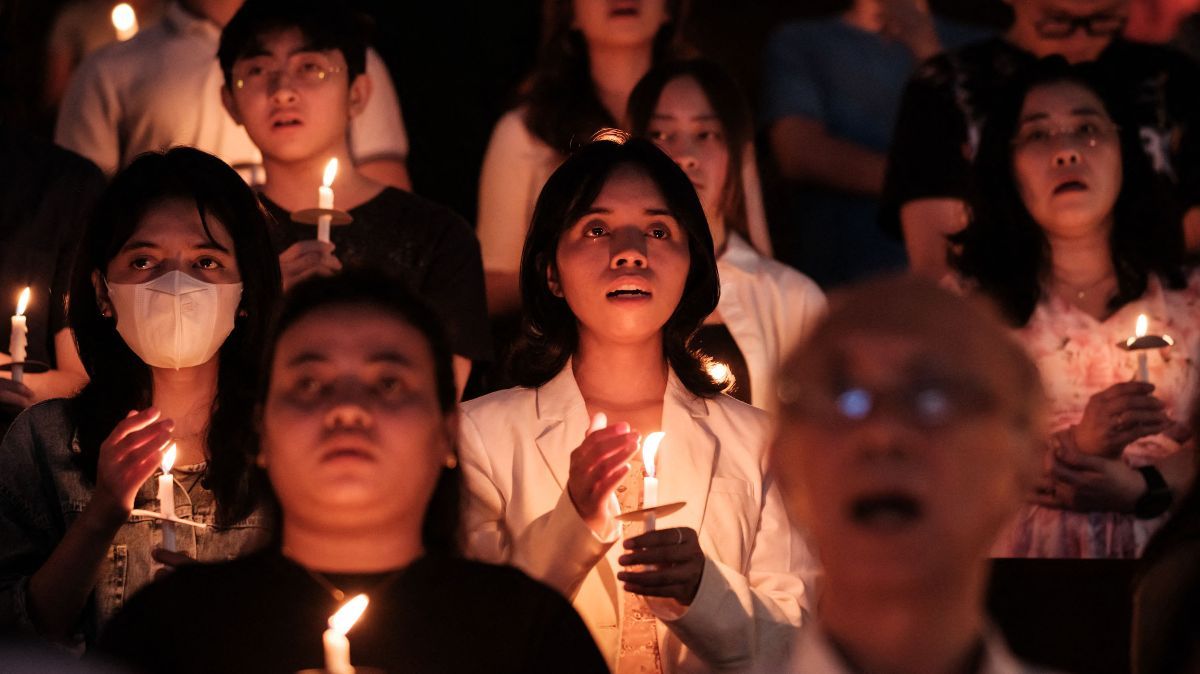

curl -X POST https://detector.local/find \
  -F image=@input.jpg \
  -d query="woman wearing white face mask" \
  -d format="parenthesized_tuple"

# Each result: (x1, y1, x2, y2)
(0, 148, 282, 648)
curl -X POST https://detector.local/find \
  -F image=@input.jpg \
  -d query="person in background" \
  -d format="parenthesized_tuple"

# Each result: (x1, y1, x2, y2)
(761, 0, 984, 286)
(952, 58, 1197, 558)
(0, 148, 280, 648)
(767, 275, 1048, 673)
(461, 137, 813, 671)
(218, 0, 490, 396)
(99, 269, 609, 673)
(627, 58, 826, 412)
(0, 127, 102, 427)
(54, 0, 411, 189)
(476, 0, 692, 318)
(885, 0, 1200, 280)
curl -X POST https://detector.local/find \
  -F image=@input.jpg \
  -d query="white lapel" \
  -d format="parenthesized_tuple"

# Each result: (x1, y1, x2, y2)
(532, 363, 589, 492)
(652, 369, 717, 541)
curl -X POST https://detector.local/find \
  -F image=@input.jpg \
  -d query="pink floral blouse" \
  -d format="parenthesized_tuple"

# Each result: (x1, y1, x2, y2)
(995, 272, 1200, 558)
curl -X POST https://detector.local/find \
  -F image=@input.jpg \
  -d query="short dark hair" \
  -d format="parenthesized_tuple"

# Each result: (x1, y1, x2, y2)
(68, 148, 282, 526)
(256, 269, 461, 556)
(952, 56, 1186, 326)
(510, 136, 724, 397)
(218, 0, 371, 88)
(627, 58, 753, 241)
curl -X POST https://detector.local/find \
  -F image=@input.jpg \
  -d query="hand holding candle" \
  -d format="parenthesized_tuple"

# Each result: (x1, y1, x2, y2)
(1122, 313, 1174, 383)
(324, 594, 369, 674)
(317, 158, 338, 243)
(157, 443, 177, 552)
(9, 288, 29, 384)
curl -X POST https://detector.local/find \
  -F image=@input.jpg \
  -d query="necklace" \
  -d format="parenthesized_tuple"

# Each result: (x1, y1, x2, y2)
(1053, 273, 1115, 301)
(282, 547, 406, 602)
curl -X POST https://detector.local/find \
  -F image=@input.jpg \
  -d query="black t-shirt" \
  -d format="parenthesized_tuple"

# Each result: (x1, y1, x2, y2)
(260, 188, 492, 362)
(881, 37, 1200, 237)
(98, 551, 608, 674)
(0, 127, 104, 367)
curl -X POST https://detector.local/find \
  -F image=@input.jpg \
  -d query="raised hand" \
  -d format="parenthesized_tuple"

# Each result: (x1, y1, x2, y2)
(567, 414, 640, 532)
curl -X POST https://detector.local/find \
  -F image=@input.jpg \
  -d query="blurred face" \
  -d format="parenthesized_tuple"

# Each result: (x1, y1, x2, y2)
(572, 0, 669, 48)
(647, 76, 730, 247)
(1011, 81, 1122, 239)
(261, 305, 454, 532)
(1007, 0, 1129, 62)
(222, 28, 368, 163)
(771, 331, 1034, 592)
(97, 197, 240, 294)
(550, 164, 691, 346)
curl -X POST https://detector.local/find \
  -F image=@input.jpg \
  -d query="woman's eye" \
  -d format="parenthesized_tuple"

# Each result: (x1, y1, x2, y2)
(195, 257, 223, 270)
(293, 377, 325, 398)
(648, 226, 670, 240)
(1079, 122, 1100, 135)
(131, 257, 156, 270)
(584, 223, 608, 238)
(649, 130, 667, 141)
(697, 130, 717, 141)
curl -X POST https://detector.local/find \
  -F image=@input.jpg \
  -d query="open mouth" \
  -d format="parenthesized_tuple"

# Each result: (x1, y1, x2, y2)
(272, 116, 303, 129)
(610, 0, 640, 17)
(1053, 179, 1088, 195)
(606, 287, 652, 299)
(848, 492, 924, 530)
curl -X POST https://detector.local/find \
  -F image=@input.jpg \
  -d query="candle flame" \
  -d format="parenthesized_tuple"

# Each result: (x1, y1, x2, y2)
(1136, 314, 1148, 338)
(329, 594, 369, 635)
(15, 287, 30, 316)
(111, 3, 136, 33)
(642, 432, 664, 479)
(161, 443, 177, 473)
(322, 158, 339, 187)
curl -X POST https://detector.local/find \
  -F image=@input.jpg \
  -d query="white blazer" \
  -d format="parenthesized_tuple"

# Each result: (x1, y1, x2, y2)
(459, 364, 816, 672)
(716, 233, 827, 414)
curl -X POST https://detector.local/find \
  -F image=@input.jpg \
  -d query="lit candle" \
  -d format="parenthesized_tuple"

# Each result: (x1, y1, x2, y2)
(1135, 314, 1149, 382)
(9, 287, 29, 384)
(324, 594, 369, 674)
(317, 158, 338, 243)
(111, 3, 138, 41)
(642, 431, 664, 531)
(157, 443, 177, 552)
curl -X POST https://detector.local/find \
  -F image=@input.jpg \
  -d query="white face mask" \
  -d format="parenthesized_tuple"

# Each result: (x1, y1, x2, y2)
(106, 270, 244, 370)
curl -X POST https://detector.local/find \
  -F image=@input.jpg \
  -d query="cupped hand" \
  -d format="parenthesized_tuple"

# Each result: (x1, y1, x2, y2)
(93, 408, 175, 516)
(567, 418, 639, 532)
(618, 527, 706, 605)
(279, 240, 341, 291)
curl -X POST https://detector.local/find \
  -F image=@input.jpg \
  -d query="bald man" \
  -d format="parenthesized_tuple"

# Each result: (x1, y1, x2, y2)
(767, 276, 1052, 674)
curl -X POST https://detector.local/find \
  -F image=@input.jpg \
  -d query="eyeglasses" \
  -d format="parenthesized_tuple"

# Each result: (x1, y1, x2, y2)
(777, 377, 1001, 431)
(1011, 120, 1120, 152)
(233, 55, 343, 92)
(1034, 12, 1126, 38)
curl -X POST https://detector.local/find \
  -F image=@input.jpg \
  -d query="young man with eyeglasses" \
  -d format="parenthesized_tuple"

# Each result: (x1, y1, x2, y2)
(218, 0, 490, 397)
(764, 276, 1051, 673)
(881, 0, 1200, 280)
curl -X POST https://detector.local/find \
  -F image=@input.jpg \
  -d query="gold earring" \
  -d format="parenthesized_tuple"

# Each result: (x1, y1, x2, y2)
(445, 454, 458, 469)
(255, 453, 267, 469)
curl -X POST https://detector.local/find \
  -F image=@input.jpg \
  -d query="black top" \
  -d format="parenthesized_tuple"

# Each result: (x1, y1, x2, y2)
(260, 188, 492, 362)
(98, 550, 608, 674)
(881, 37, 1200, 237)
(693, 323, 751, 405)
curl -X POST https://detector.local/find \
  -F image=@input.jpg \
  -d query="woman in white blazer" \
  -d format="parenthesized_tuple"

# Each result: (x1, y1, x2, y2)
(459, 137, 814, 672)
(627, 59, 826, 414)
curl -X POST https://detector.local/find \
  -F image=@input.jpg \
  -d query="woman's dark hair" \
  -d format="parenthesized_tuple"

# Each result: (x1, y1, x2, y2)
(952, 56, 1186, 326)
(255, 269, 461, 556)
(511, 135, 723, 397)
(68, 148, 281, 525)
(519, 0, 693, 155)
(627, 58, 753, 242)
(218, 0, 372, 87)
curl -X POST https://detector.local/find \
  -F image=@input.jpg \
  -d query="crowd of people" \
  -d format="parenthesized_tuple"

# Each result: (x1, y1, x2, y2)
(2, 0, 1200, 672)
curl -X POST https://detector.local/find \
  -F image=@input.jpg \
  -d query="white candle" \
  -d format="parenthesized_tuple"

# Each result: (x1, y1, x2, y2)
(642, 432, 664, 531)
(111, 3, 138, 41)
(317, 158, 338, 243)
(1135, 314, 1150, 382)
(324, 594, 368, 674)
(157, 443, 177, 552)
(9, 288, 29, 384)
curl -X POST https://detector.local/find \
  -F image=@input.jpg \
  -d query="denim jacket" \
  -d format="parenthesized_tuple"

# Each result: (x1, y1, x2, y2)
(0, 399, 272, 649)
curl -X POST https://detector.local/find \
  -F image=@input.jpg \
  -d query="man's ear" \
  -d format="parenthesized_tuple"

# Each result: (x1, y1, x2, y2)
(546, 263, 564, 298)
(92, 269, 113, 318)
(347, 73, 372, 119)
(221, 85, 243, 126)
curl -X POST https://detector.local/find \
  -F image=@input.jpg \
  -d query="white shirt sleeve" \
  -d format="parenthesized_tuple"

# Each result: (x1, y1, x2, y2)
(348, 47, 408, 163)
(55, 51, 122, 176)
(477, 109, 550, 273)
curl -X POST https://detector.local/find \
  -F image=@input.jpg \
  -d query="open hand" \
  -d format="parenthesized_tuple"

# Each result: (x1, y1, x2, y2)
(567, 418, 640, 532)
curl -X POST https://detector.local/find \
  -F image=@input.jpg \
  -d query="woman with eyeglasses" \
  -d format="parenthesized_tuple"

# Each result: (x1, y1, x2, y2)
(951, 57, 1200, 559)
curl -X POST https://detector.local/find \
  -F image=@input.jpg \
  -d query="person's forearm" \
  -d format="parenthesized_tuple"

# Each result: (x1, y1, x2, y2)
(769, 118, 887, 196)
(28, 494, 127, 638)
(357, 157, 412, 191)
(900, 197, 969, 280)
(23, 369, 88, 404)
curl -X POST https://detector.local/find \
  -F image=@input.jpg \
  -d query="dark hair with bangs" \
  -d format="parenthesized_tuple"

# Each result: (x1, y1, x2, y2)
(218, 0, 371, 88)
(510, 135, 724, 397)
(951, 56, 1186, 326)
(254, 269, 461, 556)
(68, 148, 282, 526)
(519, 0, 693, 155)
(627, 58, 753, 242)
